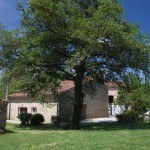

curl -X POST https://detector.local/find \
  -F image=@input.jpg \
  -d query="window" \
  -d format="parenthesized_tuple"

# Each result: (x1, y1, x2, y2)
(18, 107, 27, 114)
(31, 107, 37, 114)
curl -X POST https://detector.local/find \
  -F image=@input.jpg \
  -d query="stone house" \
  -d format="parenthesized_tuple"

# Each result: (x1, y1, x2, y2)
(7, 92, 58, 122)
(7, 80, 109, 122)
(0, 99, 7, 131)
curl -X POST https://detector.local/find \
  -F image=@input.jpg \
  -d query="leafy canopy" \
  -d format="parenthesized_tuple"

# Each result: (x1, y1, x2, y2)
(8, 0, 148, 92)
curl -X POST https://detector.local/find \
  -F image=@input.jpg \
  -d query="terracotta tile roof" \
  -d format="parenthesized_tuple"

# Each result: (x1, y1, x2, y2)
(105, 82, 120, 88)
(9, 80, 74, 99)
(9, 92, 29, 99)
(58, 80, 74, 92)
(9, 80, 119, 99)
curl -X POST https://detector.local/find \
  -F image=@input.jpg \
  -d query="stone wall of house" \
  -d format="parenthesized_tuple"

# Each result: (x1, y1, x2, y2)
(8, 98, 58, 123)
(83, 85, 109, 119)
(0, 100, 7, 131)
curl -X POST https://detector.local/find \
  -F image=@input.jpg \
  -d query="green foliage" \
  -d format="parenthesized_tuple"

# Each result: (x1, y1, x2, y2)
(3, 0, 148, 93)
(116, 110, 139, 123)
(18, 113, 33, 125)
(30, 113, 45, 125)
(117, 73, 150, 114)
(0, 81, 6, 99)
(18, 113, 44, 125)
(0, 25, 22, 71)
(0, 77, 24, 99)
(0, 23, 24, 99)
(51, 116, 62, 126)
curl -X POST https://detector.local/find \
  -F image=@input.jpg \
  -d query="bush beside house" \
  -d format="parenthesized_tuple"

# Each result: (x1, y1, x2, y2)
(18, 113, 33, 125)
(116, 110, 141, 123)
(18, 113, 44, 126)
(31, 114, 45, 125)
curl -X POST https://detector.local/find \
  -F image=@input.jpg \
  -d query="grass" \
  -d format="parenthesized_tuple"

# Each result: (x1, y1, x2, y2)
(0, 122, 150, 150)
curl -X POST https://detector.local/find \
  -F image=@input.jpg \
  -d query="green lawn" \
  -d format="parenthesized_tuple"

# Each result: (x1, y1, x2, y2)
(0, 123, 150, 150)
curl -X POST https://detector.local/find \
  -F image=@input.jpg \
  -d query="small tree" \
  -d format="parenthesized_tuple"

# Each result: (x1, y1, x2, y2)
(117, 73, 150, 114)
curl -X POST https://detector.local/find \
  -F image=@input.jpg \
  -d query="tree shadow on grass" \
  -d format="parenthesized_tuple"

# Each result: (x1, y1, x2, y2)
(15, 124, 64, 131)
(13, 122, 150, 131)
(81, 122, 150, 131)
(0, 129, 15, 135)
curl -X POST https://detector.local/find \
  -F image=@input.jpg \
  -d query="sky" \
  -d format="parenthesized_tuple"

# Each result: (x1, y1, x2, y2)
(0, 0, 150, 35)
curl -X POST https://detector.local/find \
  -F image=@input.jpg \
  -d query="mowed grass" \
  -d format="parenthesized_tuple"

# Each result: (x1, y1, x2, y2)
(0, 122, 150, 150)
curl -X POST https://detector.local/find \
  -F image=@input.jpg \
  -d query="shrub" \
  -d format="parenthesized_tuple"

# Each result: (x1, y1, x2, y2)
(116, 110, 139, 123)
(18, 113, 33, 125)
(51, 116, 61, 126)
(30, 113, 45, 125)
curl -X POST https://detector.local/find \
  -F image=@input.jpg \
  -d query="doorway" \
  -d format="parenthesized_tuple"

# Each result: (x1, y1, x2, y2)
(109, 96, 114, 115)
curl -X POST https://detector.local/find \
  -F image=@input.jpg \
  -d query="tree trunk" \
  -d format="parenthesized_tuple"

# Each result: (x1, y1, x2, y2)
(71, 69, 84, 129)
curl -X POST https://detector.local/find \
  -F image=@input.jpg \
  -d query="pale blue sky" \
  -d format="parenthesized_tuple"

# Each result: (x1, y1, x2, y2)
(0, 0, 20, 30)
(0, 0, 26, 30)
(0, 0, 150, 35)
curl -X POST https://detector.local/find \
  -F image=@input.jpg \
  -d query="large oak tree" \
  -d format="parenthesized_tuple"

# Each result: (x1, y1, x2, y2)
(0, 0, 149, 129)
